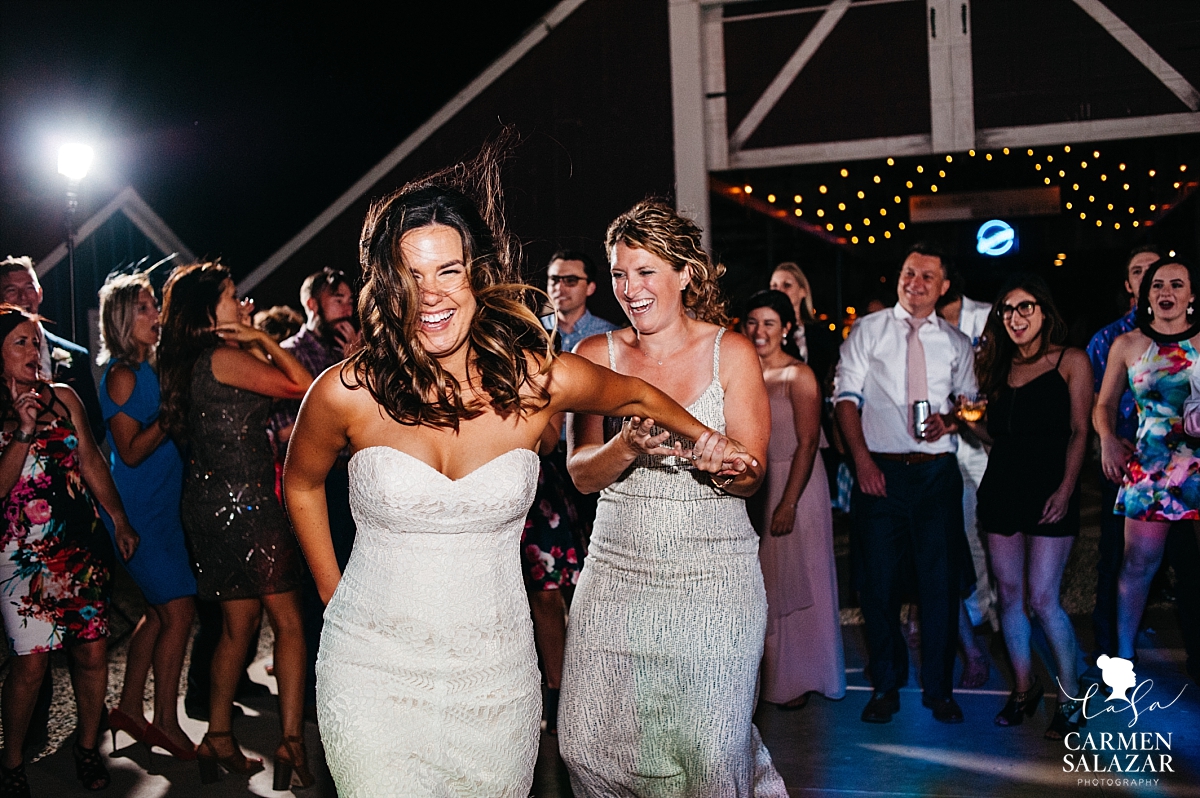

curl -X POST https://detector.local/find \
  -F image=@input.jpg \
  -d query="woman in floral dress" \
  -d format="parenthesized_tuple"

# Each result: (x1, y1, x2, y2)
(1096, 256, 1200, 664)
(0, 305, 138, 795)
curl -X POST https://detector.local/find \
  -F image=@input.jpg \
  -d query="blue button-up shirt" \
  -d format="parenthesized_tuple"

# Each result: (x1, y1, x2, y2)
(541, 309, 620, 356)
(1086, 310, 1138, 442)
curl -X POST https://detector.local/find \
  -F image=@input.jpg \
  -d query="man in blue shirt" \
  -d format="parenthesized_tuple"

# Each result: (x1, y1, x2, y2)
(1086, 245, 1200, 686)
(541, 249, 619, 355)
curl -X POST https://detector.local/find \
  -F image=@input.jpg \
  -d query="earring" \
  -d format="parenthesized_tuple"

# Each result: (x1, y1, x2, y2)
(1189, 305, 1195, 317)
(1148, 306, 1153, 316)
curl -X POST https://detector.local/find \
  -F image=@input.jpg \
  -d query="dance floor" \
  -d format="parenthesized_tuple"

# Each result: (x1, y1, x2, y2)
(15, 605, 1198, 797)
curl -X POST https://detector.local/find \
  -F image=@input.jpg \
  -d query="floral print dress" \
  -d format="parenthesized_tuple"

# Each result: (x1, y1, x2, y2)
(521, 455, 586, 591)
(0, 406, 111, 655)
(1116, 339, 1200, 521)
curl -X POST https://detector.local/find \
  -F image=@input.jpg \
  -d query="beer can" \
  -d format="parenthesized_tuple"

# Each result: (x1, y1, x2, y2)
(913, 400, 932, 439)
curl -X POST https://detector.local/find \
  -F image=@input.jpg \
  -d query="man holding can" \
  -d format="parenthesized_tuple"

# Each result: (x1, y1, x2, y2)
(835, 243, 978, 724)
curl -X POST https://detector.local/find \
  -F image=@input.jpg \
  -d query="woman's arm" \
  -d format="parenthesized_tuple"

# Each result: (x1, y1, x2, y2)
(210, 323, 313, 400)
(0, 379, 41, 498)
(59, 386, 139, 561)
(105, 364, 169, 468)
(1094, 334, 1136, 483)
(711, 331, 770, 497)
(283, 369, 352, 604)
(1040, 348, 1094, 524)
(538, 412, 564, 456)
(557, 341, 757, 495)
(769, 364, 822, 535)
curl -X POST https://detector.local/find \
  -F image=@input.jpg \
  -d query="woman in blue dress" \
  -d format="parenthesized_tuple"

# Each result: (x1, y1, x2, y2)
(97, 273, 198, 761)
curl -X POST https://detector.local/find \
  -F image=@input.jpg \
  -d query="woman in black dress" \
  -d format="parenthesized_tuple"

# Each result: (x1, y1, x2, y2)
(966, 274, 1092, 739)
(158, 263, 314, 787)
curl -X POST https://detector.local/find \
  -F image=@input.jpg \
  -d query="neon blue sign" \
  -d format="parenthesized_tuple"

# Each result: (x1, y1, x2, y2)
(976, 219, 1015, 256)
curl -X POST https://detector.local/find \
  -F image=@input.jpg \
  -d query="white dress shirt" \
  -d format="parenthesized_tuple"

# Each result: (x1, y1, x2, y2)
(835, 303, 978, 454)
(957, 296, 992, 349)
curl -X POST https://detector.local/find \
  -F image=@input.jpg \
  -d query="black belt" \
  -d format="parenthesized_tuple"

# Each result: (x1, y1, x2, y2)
(871, 451, 953, 465)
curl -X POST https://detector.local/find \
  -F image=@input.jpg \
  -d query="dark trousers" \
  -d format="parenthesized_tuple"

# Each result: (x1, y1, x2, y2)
(1093, 478, 1200, 679)
(303, 464, 357, 706)
(853, 454, 964, 700)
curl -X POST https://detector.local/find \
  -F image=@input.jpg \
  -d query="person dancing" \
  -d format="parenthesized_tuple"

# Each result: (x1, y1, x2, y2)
(558, 200, 787, 796)
(283, 153, 751, 797)
(743, 289, 845, 710)
(157, 263, 314, 788)
(967, 275, 1091, 738)
(1096, 256, 1200, 668)
(0, 305, 139, 794)
(96, 273, 198, 760)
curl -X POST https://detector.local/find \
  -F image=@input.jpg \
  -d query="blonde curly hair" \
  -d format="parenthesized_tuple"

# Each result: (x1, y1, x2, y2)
(604, 199, 730, 327)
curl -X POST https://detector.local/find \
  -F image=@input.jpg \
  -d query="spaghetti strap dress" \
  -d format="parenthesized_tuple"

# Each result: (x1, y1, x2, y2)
(976, 350, 1079, 537)
(1115, 339, 1200, 520)
(559, 329, 788, 798)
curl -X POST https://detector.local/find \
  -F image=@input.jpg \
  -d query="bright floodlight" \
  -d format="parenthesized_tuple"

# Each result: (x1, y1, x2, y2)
(58, 143, 94, 182)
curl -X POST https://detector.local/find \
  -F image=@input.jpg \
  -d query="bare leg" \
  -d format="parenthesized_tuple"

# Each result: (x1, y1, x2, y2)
(1117, 519, 1171, 659)
(69, 639, 109, 750)
(207, 598, 262, 750)
(1026, 536, 1079, 698)
(117, 609, 160, 726)
(151, 596, 196, 750)
(529, 590, 567, 689)
(989, 533, 1033, 691)
(959, 601, 986, 662)
(261, 591, 306, 740)
(1, 653, 49, 769)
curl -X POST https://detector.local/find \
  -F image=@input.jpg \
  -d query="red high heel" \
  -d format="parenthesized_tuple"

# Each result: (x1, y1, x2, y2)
(107, 708, 148, 748)
(144, 723, 197, 761)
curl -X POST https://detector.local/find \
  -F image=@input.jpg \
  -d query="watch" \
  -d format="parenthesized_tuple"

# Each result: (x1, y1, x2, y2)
(11, 429, 34, 444)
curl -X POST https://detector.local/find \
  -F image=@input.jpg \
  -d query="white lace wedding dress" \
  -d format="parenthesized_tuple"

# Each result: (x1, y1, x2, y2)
(316, 446, 542, 797)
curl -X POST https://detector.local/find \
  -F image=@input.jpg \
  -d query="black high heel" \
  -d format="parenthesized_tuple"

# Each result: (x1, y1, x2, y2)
(994, 678, 1044, 727)
(1046, 697, 1086, 740)
(0, 762, 30, 798)
(72, 741, 110, 791)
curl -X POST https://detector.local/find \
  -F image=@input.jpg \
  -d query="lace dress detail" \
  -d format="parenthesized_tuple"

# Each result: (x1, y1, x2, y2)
(317, 446, 541, 797)
(560, 329, 788, 797)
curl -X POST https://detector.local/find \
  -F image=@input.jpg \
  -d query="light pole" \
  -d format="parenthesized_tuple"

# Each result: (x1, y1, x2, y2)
(57, 143, 93, 342)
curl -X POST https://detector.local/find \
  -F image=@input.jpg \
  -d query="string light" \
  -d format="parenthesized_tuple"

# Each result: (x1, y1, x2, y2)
(873, 175, 881, 183)
(1107, 203, 1114, 210)
(1119, 163, 1126, 171)
(868, 236, 876, 243)
(1150, 204, 1157, 211)
(863, 218, 871, 226)
(794, 208, 802, 216)
(767, 194, 776, 203)
(945, 155, 953, 163)
(817, 209, 825, 217)
(851, 236, 859, 244)
(894, 195, 901, 203)
(986, 153, 993, 161)
(1114, 222, 1120, 229)
(1044, 177, 1051, 184)
(1047, 155, 1054, 163)
(1133, 221, 1140, 227)
(1035, 164, 1042, 171)
(794, 194, 802, 203)
(931, 185, 938, 192)
(826, 223, 834, 231)
(1089, 195, 1095, 202)
(1080, 212, 1086, 219)
(845, 223, 852, 231)
(1003, 148, 1010, 154)
(939, 170, 946, 177)
(1096, 220, 1102, 227)
(840, 168, 849, 177)
(898, 222, 906, 230)
(1100, 174, 1107, 181)
(1093, 150, 1100, 158)
(1181, 164, 1188, 172)
(1073, 183, 1079, 190)
(819, 185, 828, 193)
(1170, 250, 1177, 257)
(1123, 184, 1130, 190)
(917, 165, 924, 173)
(884, 231, 892, 238)
(744, 185, 753, 193)
(1081, 161, 1088, 168)
(838, 202, 846, 211)
(1059, 170, 1066, 177)
(906, 181, 913, 188)
(1066, 202, 1073, 209)
(1149, 169, 1156, 177)
(1175, 182, 1182, 188)
(968, 150, 975, 156)
(1064, 145, 1071, 153)
(1128, 207, 1134, 213)
(857, 190, 865, 199)
(1027, 149, 1034, 156)
(886, 157, 895, 166)
(880, 208, 888, 216)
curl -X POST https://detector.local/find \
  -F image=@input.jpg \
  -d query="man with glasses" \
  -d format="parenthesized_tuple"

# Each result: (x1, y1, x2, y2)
(542, 250, 618, 354)
(835, 242, 977, 725)
(1086, 245, 1200, 687)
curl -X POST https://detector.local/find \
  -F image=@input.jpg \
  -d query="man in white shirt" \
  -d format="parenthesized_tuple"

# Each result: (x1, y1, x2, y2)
(835, 243, 977, 724)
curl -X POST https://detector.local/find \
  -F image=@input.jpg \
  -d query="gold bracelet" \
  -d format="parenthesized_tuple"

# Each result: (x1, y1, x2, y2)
(710, 474, 734, 489)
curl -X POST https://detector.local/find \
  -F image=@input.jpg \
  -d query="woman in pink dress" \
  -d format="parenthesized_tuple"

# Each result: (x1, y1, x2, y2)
(743, 289, 845, 708)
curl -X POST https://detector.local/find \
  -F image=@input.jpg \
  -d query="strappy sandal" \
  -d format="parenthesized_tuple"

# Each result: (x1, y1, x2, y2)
(1046, 697, 1087, 740)
(0, 762, 31, 798)
(273, 735, 315, 790)
(197, 731, 263, 784)
(73, 741, 110, 791)
(994, 678, 1044, 727)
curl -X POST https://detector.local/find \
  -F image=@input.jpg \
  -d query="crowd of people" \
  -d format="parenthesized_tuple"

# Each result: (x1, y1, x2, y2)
(0, 141, 1197, 797)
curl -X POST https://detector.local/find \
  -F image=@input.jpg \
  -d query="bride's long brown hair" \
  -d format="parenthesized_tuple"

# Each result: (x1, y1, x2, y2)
(345, 138, 553, 430)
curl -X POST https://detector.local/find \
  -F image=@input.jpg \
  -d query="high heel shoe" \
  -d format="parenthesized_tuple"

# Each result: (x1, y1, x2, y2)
(0, 762, 30, 798)
(196, 731, 263, 784)
(72, 741, 110, 791)
(994, 678, 1044, 727)
(273, 735, 315, 790)
(144, 723, 197, 761)
(1046, 697, 1087, 740)
(107, 707, 148, 749)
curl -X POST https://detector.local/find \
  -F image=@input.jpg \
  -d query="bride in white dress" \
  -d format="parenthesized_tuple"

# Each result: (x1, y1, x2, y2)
(283, 159, 756, 797)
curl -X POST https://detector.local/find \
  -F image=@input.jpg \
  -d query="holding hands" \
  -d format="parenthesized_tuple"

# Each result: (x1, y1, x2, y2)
(618, 418, 757, 486)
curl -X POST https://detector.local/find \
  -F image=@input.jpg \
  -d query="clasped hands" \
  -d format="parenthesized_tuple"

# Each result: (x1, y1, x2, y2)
(619, 416, 756, 478)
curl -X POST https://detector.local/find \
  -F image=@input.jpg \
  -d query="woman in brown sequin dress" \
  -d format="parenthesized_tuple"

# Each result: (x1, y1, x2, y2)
(158, 263, 314, 787)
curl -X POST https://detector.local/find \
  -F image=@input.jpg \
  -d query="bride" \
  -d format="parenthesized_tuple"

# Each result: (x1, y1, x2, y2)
(283, 152, 753, 796)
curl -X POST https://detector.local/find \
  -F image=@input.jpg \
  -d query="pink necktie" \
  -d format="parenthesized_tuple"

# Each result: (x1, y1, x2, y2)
(907, 317, 928, 438)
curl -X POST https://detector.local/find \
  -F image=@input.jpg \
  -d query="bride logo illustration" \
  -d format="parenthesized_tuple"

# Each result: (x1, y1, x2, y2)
(1058, 655, 1186, 728)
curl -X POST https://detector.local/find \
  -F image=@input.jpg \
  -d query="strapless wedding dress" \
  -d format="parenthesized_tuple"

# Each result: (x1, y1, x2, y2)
(316, 446, 541, 797)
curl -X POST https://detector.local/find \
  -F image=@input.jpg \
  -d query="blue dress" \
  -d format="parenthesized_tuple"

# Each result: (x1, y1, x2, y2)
(99, 360, 196, 604)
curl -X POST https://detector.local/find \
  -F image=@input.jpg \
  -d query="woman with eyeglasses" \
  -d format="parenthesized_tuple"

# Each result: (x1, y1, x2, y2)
(966, 274, 1092, 739)
(1096, 256, 1200, 673)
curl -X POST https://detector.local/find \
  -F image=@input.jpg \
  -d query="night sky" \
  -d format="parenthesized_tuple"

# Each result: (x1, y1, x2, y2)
(0, 1, 559, 275)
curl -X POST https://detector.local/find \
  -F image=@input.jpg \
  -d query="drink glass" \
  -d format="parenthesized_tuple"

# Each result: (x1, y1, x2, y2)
(956, 393, 987, 423)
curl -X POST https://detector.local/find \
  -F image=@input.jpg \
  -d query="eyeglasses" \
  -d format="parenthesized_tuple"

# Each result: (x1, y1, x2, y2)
(548, 275, 585, 287)
(997, 301, 1040, 319)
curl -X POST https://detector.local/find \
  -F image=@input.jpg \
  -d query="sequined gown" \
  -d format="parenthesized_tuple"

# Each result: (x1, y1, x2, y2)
(181, 348, 302, 600)
(559, 330, 788, 798)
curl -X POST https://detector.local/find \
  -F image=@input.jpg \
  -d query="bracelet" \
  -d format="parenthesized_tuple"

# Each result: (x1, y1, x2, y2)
(709, 474, 734, 489)
(11, 429, 34, 444)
